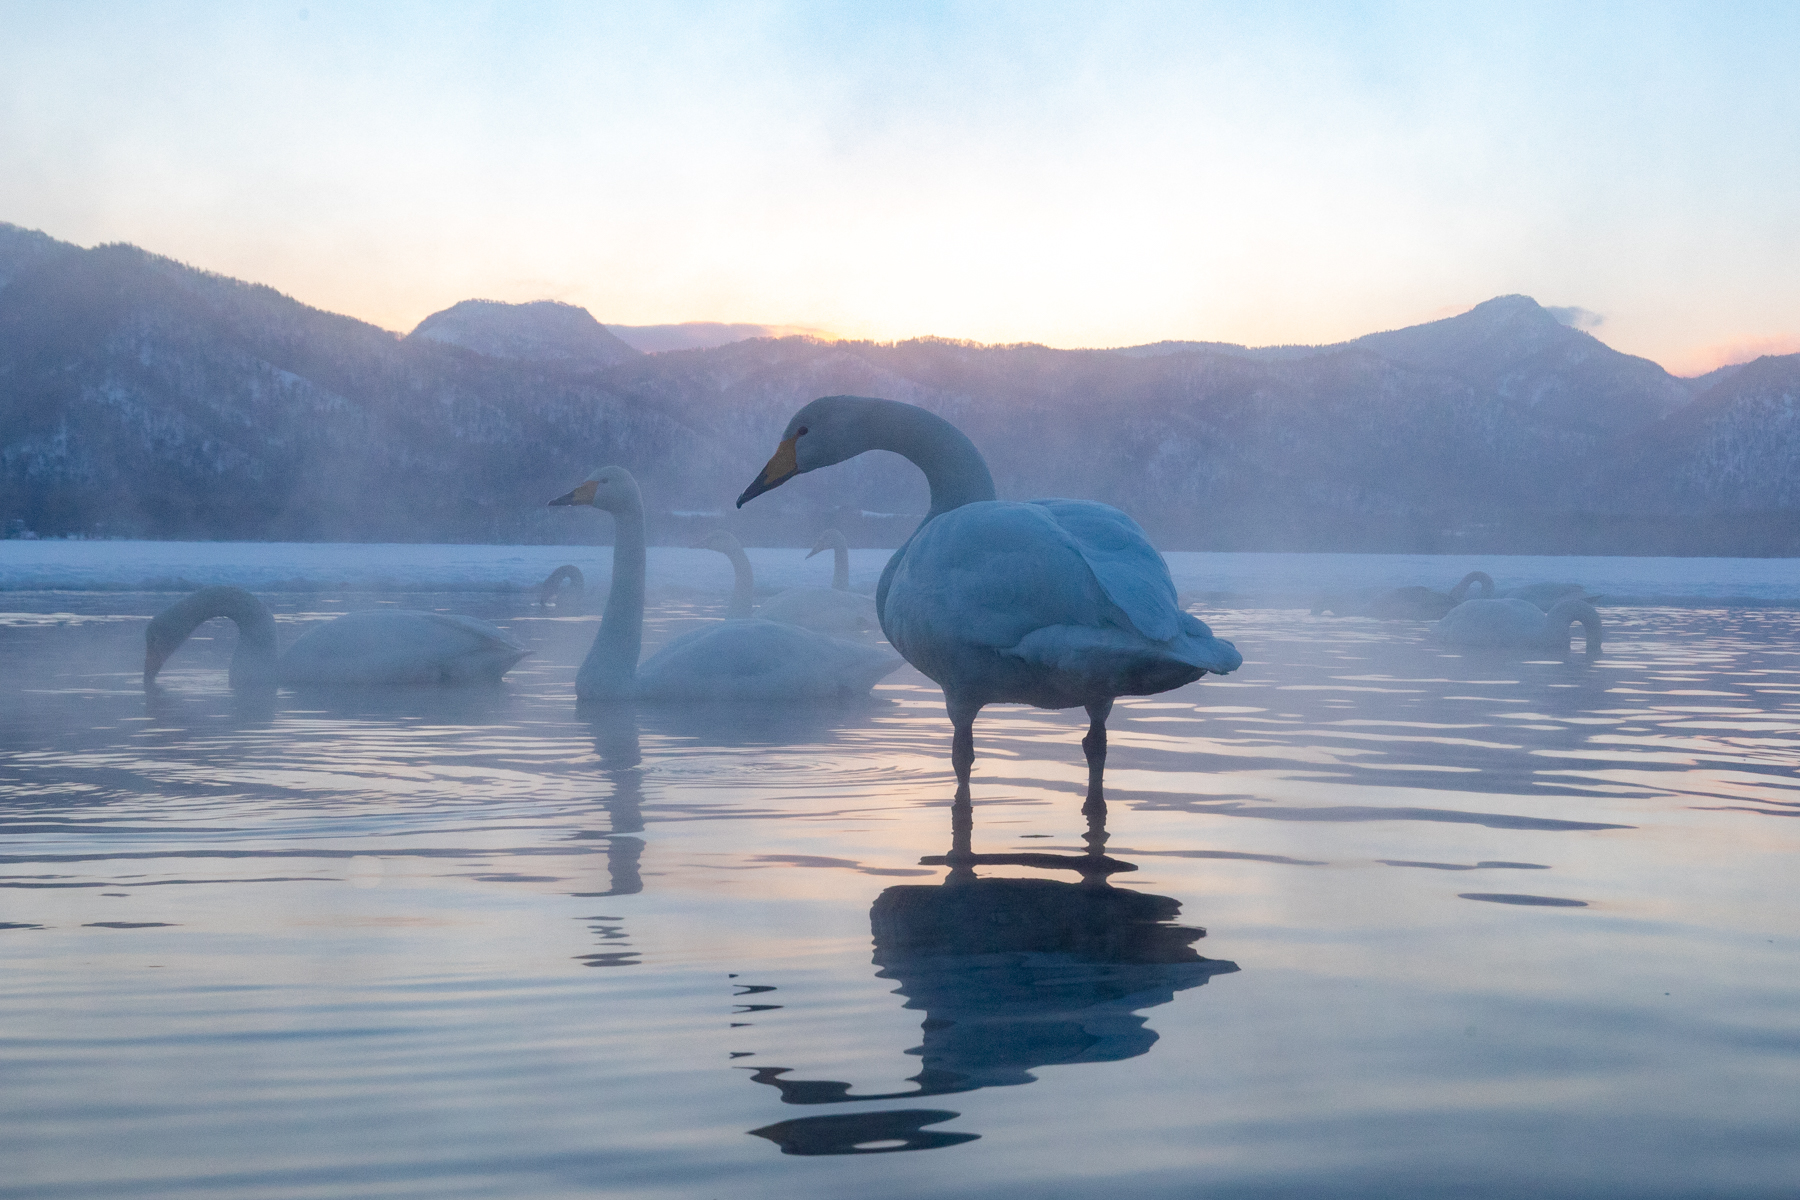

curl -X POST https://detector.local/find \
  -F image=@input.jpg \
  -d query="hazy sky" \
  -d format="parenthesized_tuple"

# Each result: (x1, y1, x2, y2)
(4, 1, 1798, 373)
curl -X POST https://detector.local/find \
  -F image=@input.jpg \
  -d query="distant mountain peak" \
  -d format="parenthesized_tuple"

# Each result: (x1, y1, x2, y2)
(409, 298, 641, 368)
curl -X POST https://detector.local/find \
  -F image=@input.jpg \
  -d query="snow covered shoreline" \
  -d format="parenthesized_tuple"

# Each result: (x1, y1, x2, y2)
(3, 541, 1797, 606)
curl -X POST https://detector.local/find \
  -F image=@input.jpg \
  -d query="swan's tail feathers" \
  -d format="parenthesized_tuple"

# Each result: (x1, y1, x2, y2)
(848, 648, 906, 694)
(443, 646, 532, 685)
(1175, 612, 1243, 674)
(1002, 623, 1240, 697)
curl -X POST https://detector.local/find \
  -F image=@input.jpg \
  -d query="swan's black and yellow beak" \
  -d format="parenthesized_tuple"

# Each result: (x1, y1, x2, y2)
(548, 480, 598, 507)
(736, 437, 798, 508)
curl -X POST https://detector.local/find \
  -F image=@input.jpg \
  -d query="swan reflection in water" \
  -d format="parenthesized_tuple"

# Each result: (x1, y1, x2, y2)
(747, 797, 1239, 1156)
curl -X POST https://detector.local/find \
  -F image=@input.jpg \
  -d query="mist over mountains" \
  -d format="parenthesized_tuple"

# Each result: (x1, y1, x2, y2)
(1, 222, 1794, 553)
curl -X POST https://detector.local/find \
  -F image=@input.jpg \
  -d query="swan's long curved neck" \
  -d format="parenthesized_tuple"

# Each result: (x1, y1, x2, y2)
(821, 529, 850, 590)
(578, 503, 646, 699)
(146, 586, 278, 685)
(859, 400, 996, 518)
(720, 541, 755, 619)
(1548, 599, 1603, 654)
(1451, 571, 1495, 602)
(859, 401, 998, 624)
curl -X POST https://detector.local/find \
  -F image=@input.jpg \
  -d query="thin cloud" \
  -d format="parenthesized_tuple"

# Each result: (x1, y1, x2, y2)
(1546, 305, 1604, 330)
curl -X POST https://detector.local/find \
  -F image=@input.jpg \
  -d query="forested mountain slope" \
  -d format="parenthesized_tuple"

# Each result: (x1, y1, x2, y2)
(1, 222, 1792, 552)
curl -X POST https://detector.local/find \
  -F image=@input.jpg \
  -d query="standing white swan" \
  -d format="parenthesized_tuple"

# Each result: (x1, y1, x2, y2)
(736, 395, 1241, 800)
(549, 467, 901, 701)
(143, 587, 529, 687)
(1434, 597, 1603, 654)
(756, 528, 879, 634)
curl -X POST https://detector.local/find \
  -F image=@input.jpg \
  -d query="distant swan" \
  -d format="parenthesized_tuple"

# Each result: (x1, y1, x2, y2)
(143, 586, 529, 687)
(757, 528, 879, 634)
(736, 395, 1241, 800)
(1315, 571, 1493, 619)
(692, 530, 756, 619)
(1433, 597, 1603, 654)
(539, 565, 585, 608)
(549, 467, 901, 701)
(812, 528, 852, 590)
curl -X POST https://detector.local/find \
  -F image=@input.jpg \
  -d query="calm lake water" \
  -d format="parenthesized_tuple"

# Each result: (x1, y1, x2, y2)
(2, 592, 1798, 1198)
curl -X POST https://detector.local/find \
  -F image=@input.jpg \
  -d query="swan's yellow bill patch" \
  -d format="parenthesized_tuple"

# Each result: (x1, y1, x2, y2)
(549, 480, 598, 506)
(736, 437, 799, 507)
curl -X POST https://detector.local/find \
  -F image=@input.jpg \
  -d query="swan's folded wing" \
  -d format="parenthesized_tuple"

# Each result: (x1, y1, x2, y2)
(283, 611, 526, 684)
(1002, 623, 1239, 694)
(637, 620, 900, 700)
(889, 502, 1111, 651)
(1028, 499, 1182, 641)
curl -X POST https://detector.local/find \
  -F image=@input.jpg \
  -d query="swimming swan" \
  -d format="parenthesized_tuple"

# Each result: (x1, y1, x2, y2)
(811, 528, 852, 590)
(1433, 597, 1603, 654)
(692, 530, 757, 619)
(1315, 571, 1493, 619)
(549, 466, 901, 701)
(143, 586, 529, 687)
(756, 529, 879, 634)
(736, 395, 1242, 800)
(1501, 582, 1595, 611)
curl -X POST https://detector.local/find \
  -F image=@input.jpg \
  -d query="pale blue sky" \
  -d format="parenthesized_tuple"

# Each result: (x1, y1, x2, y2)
(3, 1, 1797, 371)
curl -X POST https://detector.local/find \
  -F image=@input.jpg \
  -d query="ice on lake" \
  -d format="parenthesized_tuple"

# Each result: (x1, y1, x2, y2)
(1, 568, 1798, 1197)
(5, 539, 1800, 605)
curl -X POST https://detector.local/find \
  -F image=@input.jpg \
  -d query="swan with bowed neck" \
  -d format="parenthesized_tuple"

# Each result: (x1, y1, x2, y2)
(735, 395, 1241, 800)
(539, 565, 585, 609)
(143, 587, 528, 687)
(1433, 596, 1603, 653)
(549, 467, 900, 701)
(694, 528, 879, 634)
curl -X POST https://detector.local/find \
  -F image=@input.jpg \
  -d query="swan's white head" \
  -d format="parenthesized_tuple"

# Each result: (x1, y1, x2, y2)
(737, 396, 875, 507)
(549, 465, 642, 515)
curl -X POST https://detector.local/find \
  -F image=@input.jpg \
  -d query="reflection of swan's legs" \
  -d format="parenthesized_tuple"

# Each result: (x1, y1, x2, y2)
(1082, 698, 1112, 807)
(945, 795, 977, 882)
(948, 697, 981, 801)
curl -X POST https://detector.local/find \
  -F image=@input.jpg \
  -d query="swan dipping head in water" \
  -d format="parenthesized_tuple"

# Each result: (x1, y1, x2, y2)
(144, 586, 528, 688)
(737, 395, 1242, 804)
(1434, 596, 1603, 654)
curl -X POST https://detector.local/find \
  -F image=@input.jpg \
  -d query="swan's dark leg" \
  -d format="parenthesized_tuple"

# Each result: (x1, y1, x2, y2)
(1082, 698, 1113, 809)
(947, 696, 981, 802)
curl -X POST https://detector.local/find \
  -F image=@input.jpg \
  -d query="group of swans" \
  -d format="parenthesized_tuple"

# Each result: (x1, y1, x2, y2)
(693, 528, 878, 634)
(1312, 569, 1605, 653)
(146, 394, 1244, 800)
(545, 468, 900, 701)
(144, 527, 876, 692)
(1314, 571, 1496, 620)
(140, 389, 1616, 814)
